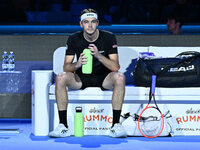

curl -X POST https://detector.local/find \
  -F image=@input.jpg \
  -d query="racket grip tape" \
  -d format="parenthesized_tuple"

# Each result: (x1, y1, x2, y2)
(151, 75, 156, 94)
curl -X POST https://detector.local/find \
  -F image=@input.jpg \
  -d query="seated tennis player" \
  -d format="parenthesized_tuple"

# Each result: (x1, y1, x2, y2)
(49, 8, 127, 138)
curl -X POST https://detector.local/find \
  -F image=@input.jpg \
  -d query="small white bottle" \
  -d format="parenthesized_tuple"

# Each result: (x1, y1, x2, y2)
(8, 51, 15, 72)
(2, 51, 9, 71)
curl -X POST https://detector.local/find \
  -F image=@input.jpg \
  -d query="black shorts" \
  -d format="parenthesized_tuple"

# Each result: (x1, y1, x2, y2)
(78, 74, 109, 90)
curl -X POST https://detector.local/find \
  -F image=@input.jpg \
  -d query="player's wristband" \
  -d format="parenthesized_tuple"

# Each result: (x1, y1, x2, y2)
(114, 65, 120, 72)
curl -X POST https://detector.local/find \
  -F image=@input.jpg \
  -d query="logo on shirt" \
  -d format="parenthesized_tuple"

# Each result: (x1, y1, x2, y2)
(112, 44, 118, 48)
(99, 51, 104, 53)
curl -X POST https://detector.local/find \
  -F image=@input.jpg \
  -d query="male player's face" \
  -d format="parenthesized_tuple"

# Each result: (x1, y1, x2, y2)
(166, 19, 176, 32)
(80, 17, 99, 35)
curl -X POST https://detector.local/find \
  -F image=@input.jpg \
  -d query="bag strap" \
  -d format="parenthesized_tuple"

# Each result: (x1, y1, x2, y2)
(176, 51, 200, 57)
(142, 52, 200, 76)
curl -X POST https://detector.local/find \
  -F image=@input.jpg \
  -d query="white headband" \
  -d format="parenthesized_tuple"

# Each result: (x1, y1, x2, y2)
(80, 13, 98, 21)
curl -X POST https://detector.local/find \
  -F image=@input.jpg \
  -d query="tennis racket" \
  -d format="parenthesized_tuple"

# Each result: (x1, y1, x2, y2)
(137, 75, 164, 138)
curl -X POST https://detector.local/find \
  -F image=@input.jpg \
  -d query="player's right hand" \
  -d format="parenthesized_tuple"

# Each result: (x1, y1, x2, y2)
(78, 53, 88, 66)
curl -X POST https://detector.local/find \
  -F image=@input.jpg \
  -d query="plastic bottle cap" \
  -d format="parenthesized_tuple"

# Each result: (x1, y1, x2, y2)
(75, 107, 82, 112)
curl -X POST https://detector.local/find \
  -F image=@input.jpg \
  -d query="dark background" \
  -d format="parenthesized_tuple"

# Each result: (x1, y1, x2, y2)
(0, 0, 199, 24)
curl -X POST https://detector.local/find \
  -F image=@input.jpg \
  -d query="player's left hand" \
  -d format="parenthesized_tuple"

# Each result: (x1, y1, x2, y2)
(88, 44, 100, 58)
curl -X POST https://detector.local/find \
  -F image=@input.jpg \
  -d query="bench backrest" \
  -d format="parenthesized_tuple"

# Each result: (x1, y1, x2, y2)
(53, 46, 200, 85)
(53, 46, 148, 74)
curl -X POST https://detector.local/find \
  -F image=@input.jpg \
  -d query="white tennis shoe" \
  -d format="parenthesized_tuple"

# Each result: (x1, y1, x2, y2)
(109, 123, 127, 138)
(49, 123, 70, 138)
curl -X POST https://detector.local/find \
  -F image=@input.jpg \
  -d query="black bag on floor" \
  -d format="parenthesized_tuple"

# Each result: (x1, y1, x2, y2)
(134, 51, 200, 87)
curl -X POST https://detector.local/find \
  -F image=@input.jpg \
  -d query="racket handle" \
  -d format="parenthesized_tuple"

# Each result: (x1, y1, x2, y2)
(151, 75, 156, 94)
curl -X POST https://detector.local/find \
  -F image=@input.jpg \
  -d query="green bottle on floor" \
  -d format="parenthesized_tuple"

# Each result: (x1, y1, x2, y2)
(74, 107, 84, 137)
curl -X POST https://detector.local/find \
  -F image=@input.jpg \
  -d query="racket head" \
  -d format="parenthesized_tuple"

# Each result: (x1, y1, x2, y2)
(137, 105, 164, 138)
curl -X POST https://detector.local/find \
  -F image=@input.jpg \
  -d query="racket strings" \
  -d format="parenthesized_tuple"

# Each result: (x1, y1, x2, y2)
(138, 93, 165, 137)
(139, 107, 164, 137)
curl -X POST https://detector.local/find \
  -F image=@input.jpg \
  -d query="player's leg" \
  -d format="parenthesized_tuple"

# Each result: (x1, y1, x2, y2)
(56, 72, 82, 110)
(102, 72, 127, 138)
(102, 72, 125, 111)
(49, 72, 82, 137)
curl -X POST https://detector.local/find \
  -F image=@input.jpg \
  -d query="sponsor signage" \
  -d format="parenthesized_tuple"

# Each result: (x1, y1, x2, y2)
(174, 107, 200, 134)
(83, 106, 112, 135)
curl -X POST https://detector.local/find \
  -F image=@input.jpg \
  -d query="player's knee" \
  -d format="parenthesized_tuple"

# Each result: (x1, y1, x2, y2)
(113, 72, 126, 85)
(56, 72, 66, 80)
(56, 72, 70, 85)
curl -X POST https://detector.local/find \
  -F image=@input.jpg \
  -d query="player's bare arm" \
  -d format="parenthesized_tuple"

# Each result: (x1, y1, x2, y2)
(88, 44, 120, 72)
(63, 53, 88, 72)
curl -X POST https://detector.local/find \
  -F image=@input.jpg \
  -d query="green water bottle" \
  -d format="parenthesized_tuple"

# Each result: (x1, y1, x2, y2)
(82, 49, 92, 74)
(74, 107, 84, 137)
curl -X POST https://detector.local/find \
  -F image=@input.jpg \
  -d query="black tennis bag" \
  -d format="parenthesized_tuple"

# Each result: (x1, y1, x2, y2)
(134, 51, 200, 87)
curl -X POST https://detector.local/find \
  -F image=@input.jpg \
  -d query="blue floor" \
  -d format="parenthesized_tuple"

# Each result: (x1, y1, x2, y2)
(0, 119, 200, 150)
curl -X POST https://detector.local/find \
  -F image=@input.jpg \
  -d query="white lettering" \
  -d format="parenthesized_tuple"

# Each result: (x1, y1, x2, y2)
(161, 65, 195, 72)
